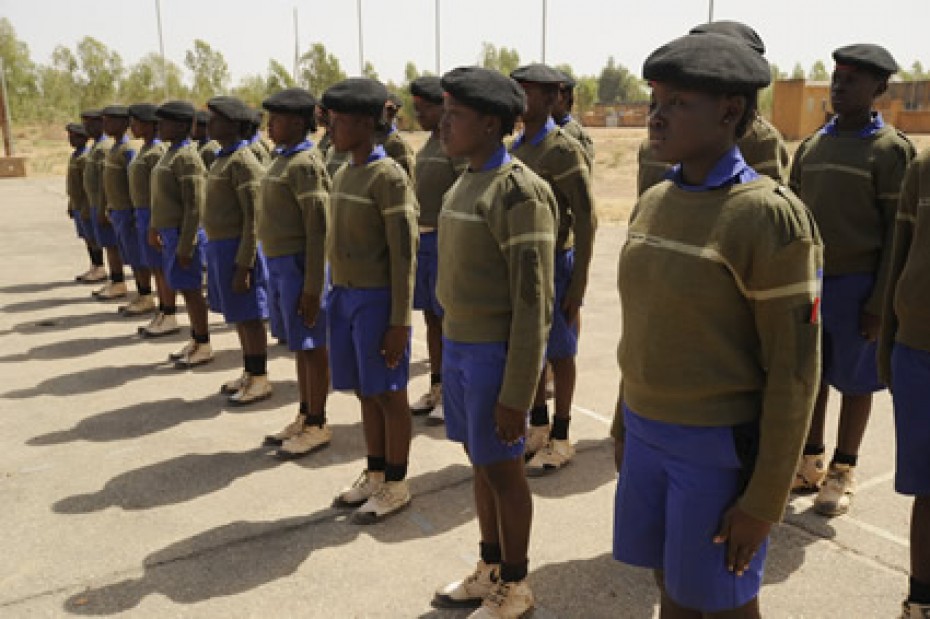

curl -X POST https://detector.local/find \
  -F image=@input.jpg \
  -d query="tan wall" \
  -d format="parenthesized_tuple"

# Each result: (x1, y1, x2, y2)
(897, 110, 930, 133)
(772, 79, 831, 140)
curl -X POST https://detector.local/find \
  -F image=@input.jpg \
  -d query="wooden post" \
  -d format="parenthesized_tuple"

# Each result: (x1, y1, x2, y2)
(0, 57, 14, 157)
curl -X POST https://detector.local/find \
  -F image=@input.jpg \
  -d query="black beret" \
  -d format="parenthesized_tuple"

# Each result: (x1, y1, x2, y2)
(66, 122, 88, 137)
(251, 110, 264, 125)
(207, 96, 252, 122)
(156, 100, 196, 122)
(510, 63, 565, 85)
(441, 66, 526, 119)
(689, 20, 766, 55)
(101, 105, 130, 118)
(386, 92, 403, 108)
(557, 70, 577, 90)
(322, 78, 388, 116)
(833, 44, 898, 77)
(410, 76, 443, 104)
(194, 110, 210, 125)
(263, 88, 317, 116)
(643, 33, 770, 93)
(128, 103, 159, 123)
(80, 109, 102, 119)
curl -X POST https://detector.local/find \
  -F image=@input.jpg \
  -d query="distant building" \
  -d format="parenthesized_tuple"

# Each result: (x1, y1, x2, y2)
(580, 102, 649, 128)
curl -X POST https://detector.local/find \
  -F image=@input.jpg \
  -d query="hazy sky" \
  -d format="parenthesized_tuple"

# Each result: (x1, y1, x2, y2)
(3, 0, 929, 86)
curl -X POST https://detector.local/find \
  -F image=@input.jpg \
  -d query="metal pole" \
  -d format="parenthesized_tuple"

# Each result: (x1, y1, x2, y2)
(435, 0, 440, 75)
(293, 6, 299, 81)
(541, 0, 547, 63)
(357, 0, 364, 74)
(155, 0, 168, 98)
(0, 58, 15, 156)
(708, 0, 714, 22)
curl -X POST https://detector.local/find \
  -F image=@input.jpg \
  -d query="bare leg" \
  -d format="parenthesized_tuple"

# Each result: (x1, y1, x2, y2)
(180, 289, 208, 336)
(835, 393, 873, 457)
(297, 348, 330, 414)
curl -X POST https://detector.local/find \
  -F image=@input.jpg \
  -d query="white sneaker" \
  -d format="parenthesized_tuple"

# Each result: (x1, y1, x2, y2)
(902, 600, 930, 619)
(412, 383, 442, 415)
(434, 561, 500, 608)
(173, 341, 213, 369)
(468, 579, 534, 619)
(352, 479, 411, 524)
(277, 423, 333, 458)
(792, 453, 827, 493)
(93, 281, 128, 299)
(814, 463, 857, 516)
(220, 371, 249, 395)
(526, 439, 575, 477)
(425, 401, 445, 426)
(333, 470, 385, 508)
(228, 374, 272, 405)
(140, 312, 180, 338)
(119, 293, 156, 316)
(264, 413, 307, 447)
(524, 424, 550, 459)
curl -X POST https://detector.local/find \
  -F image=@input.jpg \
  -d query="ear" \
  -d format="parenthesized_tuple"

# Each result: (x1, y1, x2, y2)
(721, 94, 747, 127)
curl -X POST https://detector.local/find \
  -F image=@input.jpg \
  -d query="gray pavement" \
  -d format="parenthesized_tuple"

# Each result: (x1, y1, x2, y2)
(0, 177, 910, 618)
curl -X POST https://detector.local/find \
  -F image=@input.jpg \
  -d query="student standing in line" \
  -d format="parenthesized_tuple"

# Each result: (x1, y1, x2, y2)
(510, 63, 597, 475)
(378, 93, 416, 178)
(194, 110, 220, 170)
(431, 65, 556, 619)
(612, 32, 822, 619)
(66, 122, 106, 283)
(150, 101, 213, 369)
(127, 104, 179, 338)
(407, 75, 467, 425)
(258, 87, 334, 458)
(246, 110, 273, 167)
(317, 105, 349, 179)
(790, 44, 915, 516)
(81, 109, 125, 300)
(878, 147, 930, 619)
(552, 72, 594, 167)
(324, 77, 419, 524)
(203, 96, 271, 404)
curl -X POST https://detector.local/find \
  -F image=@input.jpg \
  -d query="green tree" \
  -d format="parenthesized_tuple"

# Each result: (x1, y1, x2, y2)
(404, 61, 421, 83)
(808, 60, 829, 81)
(770, 64, 787, 81)
(0, 17, 39, 120)
(362, 61, 379, 81)
(120, 53, 186, 103)
(185, 39, 230, 103)
(791, 63, 806, 79)
(34, 46, 80, 121)
(232, 74, 267, 108)
(479, 42, 520, 75)
(75, 37, 124, 109)
(597, 57, 645, 103)
(575, 76, 598, 115)
(298, 43, 347, 97)
(266, 59, 295, 93)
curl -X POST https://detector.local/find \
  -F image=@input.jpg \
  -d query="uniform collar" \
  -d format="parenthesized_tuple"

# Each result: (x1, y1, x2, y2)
(352, 144, 386, 166)
(511, 116, 557, 150)
(275, 139, 314, 157)
(216, 140, 247, 158)
(666, 145, 759, 192)
(473, 144, 511, 172)
(72, 146, 88, 158)
(820, 111, 885, 138)
(556, 114, 573, 127)
(170, 138, 192, 151)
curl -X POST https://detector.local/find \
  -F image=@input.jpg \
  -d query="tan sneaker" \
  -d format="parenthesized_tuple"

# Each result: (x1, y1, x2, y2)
(93, 281, 128, 299)
(277, 423, 332, 458)
(220, 371, 249, 395)
(228, 374, 272, 406)
(76, 265, 107, 283)
(173, 341, 213, 369)
(468, 579, 534, 619)
(425, 401, 445, 426)
(352, 479, 411, 524)
(524, 424, 550, 459)
(263, 413, 307, 447)
(792, 453, 827, 493)
(902, 600, 930, 619)
(333, 469, 385, 508)
(434, 561, 500, 608)
(814, 463, 857, 516)
(526, 439, 575, 477)
(169, 339, 196, 361)
(412, 383, 442, 415)
(140, 312, 180, 338)
(119, 293, 156, 316)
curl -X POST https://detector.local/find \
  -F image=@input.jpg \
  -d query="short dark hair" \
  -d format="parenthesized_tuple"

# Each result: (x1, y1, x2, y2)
(731, 90, 758, 139)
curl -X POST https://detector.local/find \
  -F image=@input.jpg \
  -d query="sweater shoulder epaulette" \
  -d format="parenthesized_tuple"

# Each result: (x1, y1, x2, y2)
(501, 162, 547, 210)
(768, 182, 821, 244)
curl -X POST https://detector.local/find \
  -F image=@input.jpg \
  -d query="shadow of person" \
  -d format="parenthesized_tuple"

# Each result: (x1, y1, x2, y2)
(9, 311, 124, 334)
(528, 438, 618, 499)
(1, 362, 163, 399)
(0, 280, 84, 294)
(1, 295, 100, 314)
(61, 463, 474, 615)
(0, 333, 147, 363)
(760, 499, 837, 585)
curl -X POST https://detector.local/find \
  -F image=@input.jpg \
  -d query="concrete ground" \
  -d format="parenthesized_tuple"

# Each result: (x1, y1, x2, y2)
(0, 177, 911, 618)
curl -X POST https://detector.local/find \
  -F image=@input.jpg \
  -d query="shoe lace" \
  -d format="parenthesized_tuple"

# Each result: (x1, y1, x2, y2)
(485, 581, 511, 607)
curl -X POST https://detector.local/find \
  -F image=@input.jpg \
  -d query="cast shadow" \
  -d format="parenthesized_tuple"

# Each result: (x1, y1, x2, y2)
(528, 438, 618, 499)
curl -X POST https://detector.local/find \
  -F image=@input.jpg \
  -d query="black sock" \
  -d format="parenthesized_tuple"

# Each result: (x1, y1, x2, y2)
(137, 283, 152, 296)
(909, 577, 930, 604)
(530, 405, 549, 427)
(305, 413, 326, 427)
(385, 461, 407, 482)
(110, 271, 125, 283)
(299, 402, 309, 415)
(500, 560, 528, 583)
(832, 450, 858, 467)
(550, 416, 571, 440)
(89, 248, 104, 266)
(480, 541, 502, 565)
(367, 455, 386, 473)
(162, 305, 177, 316)
(192, 330, 209, 344)
(430, 372, 442, 385)
(244, 354, 267, 376)
(803, 443, 826, 456)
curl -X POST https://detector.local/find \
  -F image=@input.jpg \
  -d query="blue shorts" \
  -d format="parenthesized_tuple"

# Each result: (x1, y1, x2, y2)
(72, 215, 84, 240)
(159, 227, 206, 292)
(134, 208, 162, 270)
(328, 286, 410, 397)
(413, 231, 443, 317)
(891, 343, 930, 496)
(76, 216, 96, 244)
(821, 274, 883, 394)
(205, 237, 269, 324)
(613, 406, 766, 613)
(109, 209, 143, 269)
(267, 253, 328, 351)
(443, 338, 525, 466)
(90, 206, 119, 248)
(546, 249, 579, 360)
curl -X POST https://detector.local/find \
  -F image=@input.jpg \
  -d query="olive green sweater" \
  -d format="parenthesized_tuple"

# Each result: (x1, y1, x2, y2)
(102, 139, 135, 211)
(203, 144, 265, 267)
(437, 160, 558, 411)
(559, 117, 595, 170)
(67, 149, 89, 217)
(879, 148, 930, 384)
(129, 141, 167, 208)
(790, 124, 915, 315)
(414, 132, 466, 227)
(381, 130, 415, 179)
(612, 177, 823, 524)
(198, 140, 219, 169)
(257, 147, 331, 297)
(512, 126, 596, 303)
(151, 142, 207, 258)
(328, 155, 419, 326)
(325, 148, 349, 179)
(83, 136, 112, 208)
